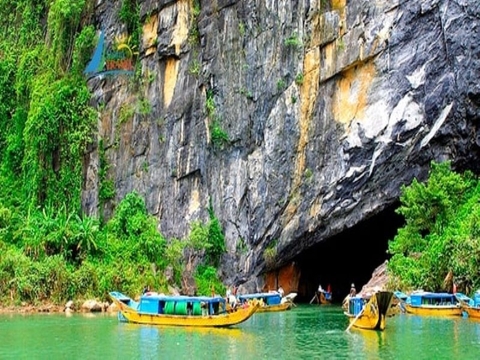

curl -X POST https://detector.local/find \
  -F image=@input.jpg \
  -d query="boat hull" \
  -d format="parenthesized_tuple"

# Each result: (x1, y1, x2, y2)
(257, 302, 291, 312)
(110, 296, 259, 327)
(462, 305, 480, 319)
(345, 291, 393, 331)
(319, 292, 331, 305)
(405, 304, 462, 317)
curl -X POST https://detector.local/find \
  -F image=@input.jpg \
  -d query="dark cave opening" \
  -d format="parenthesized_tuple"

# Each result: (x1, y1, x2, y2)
(294, 203, 404, 304)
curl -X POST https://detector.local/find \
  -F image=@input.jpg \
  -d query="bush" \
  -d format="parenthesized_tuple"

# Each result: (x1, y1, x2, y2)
(388, 161, 480, 292)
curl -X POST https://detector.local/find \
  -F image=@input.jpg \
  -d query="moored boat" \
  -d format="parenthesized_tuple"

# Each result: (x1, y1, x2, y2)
(457, 291, 480, 319)
(390, 290, 410, 315)
(344, 291, 394, 331)
(109, 291, 259, 327)
(319, 290, 332, 305)
(404, 291, 462, 317)
(238, 292, 296, 312)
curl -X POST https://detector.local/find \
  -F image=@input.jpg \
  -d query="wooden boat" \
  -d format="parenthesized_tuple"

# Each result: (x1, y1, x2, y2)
(387, 290, 411, 316)
(237, 292, 295, 312)
(457, 291, 480, 319)
(344, 291, 394, 331)
(318, 290, 332, 305)
(404, 291, 462, 317)
(109, 291, 259, 327)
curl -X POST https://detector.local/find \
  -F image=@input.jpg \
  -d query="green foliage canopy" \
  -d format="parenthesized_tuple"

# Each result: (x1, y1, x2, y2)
(388, 161, 480, 293)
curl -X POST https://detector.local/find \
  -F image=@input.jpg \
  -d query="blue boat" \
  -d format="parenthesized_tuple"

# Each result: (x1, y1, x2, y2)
(404, 291, 462, 316)
(109, 291, 259, 327)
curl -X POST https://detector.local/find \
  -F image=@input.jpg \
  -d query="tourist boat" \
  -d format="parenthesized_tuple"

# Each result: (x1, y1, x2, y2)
(237, 292, 296, 312)
(456, 290, 480, 319)
(344, 291, 394, 331)
(404, 291, 462, 316)
(109, 291, 259, 327)
(318, 290, 332, 305)
(393, 290, 409, 313)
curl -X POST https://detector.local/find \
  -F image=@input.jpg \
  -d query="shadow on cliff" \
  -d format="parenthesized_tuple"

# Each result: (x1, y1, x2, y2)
(294, 203, 404, 303)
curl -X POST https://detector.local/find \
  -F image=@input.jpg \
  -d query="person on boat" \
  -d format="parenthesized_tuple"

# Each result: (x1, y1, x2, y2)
(350, 283, 356, 297)
(226, 287, 237, 310)
(200, 301, 208, 316)
(142, 285, 150, 295)
(228, 294, 237, 309)
(278, 285, 285, 298)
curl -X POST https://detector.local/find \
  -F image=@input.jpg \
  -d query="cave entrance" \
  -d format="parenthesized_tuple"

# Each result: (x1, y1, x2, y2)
(294, 203, 404, 303)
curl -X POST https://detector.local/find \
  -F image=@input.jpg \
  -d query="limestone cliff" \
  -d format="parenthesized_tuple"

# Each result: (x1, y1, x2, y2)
(83, 0, 480, 291)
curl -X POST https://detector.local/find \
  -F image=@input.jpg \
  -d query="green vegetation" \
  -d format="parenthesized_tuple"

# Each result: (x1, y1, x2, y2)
(388, 161, 480, 294)
(284, 33, 303, 49)
(188, 59, 201, 76)
(188, 0, 201, 44)
(295, 73, 304, 86)
(277, 79, 286, 91)
(0, 0, 226, 305)
(263, 240, 278, 268)
(206, 89, 229, 148)
(238, 22, 246, 37)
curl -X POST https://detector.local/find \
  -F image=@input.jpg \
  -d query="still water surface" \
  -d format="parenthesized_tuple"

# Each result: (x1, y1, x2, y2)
(1, 305, 480, 359)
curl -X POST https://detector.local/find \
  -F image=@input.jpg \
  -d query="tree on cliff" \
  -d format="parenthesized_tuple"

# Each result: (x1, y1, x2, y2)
(388, 161, 480, 294)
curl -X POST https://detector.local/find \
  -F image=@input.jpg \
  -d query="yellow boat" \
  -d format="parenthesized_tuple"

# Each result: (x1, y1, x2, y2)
(257, 302, 291, 312)
(237, 292, 296, 312)
(404, 292, 462, 317)
(457, 291, 480, 319)
(319, 290, 332, 305)
(461, 305, 480, 319)
(109, 291, 259, 327)
(344, 291, 394, 331)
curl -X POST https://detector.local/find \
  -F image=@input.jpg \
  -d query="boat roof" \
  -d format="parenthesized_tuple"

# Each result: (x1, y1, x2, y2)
(140, 294, 225, 303)
(238, 292, 280, 299)
(394, 291, 408, 299)
(410, 292, 455, 298)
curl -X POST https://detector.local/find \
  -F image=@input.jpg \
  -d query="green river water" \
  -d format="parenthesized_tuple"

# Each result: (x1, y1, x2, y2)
(1, 305, 479, 359)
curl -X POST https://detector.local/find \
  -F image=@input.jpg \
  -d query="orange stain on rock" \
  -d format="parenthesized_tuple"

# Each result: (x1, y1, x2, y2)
(164, 58, 179, 108)
(264, 262, 301, 295)
(332, 61, 375, 125)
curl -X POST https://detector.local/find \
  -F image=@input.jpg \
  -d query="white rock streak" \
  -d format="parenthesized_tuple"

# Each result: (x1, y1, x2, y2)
(420, 103, 454, 148)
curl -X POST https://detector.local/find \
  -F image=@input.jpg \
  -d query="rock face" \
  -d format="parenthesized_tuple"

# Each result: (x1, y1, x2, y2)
(84, 0, 480, 288)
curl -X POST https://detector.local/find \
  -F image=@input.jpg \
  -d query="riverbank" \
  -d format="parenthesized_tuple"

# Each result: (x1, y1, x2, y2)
(0, 303, 64, 314)
(0, 299, 114, 314)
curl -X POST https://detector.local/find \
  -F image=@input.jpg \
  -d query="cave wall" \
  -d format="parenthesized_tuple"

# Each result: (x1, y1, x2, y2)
(84, 0, 480, 289)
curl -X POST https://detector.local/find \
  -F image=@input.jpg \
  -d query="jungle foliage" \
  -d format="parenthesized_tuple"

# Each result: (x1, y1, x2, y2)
(0, 0, 225, 305)
(388, 161, 480, 294)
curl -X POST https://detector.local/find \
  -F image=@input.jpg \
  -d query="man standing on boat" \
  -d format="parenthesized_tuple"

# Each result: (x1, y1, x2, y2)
(350, 283, 356, 297)
(278, 285, 285, 298)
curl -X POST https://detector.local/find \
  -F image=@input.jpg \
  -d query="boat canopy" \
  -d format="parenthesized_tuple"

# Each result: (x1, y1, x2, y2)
(140, 294, 225, 303)
(411, 292, 456, 298)
(409, 292, 457, 306)
(136, 294, 226, 316)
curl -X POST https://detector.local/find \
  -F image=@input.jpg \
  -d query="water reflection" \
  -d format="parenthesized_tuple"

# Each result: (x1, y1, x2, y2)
(114, 322, 255, 359)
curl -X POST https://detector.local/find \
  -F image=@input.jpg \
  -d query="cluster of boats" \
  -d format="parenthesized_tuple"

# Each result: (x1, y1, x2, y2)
(109, 290, 297, 328)
(109, 288, 480, 331)
(343, 289, 480, 332)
